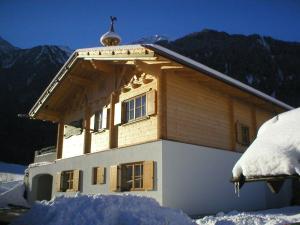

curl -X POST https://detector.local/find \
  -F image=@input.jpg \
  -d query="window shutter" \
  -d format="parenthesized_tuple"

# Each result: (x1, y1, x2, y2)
(114, 102, 122, 125)
(90, 114, 95, 132)
(73, 169, 81, 192)
(102, 108, 108, 129)
(146, 90, 157, 116)
(143, 161, 154, 191)
(97, 166, 105, 184)
(55, 172, 61, 192)
(110, 165, 119, 192)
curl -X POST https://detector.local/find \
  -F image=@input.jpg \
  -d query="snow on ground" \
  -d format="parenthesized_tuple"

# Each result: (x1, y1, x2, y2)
(0, 162, 26, 175)
(233, 107, 300, 178)
(11, 194, 195, 225)
(0, 181, 29, 208)
(196, 206, 300, 225)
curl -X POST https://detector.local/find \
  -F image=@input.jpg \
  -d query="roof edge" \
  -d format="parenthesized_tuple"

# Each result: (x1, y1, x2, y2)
(143, 44, 293, 110)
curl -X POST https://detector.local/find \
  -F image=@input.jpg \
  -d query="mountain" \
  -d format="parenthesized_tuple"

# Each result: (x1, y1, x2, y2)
(0, 39, 72, 165)
(1, 30, 300, 165)
(132, 34, 169, 44)
(157, 29, 300, 107)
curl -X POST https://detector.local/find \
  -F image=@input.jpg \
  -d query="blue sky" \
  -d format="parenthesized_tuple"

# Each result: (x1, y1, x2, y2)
(0, 0, 299, 49)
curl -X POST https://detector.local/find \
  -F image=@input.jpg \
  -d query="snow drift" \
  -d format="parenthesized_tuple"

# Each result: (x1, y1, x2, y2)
(0, 181, 29, 208)
(195, 206, 300, 225)
(11, 194, 195, 225)
(233, 107, 300, 178)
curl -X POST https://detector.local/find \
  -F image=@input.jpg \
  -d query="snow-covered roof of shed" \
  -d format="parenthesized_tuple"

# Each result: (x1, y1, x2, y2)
(29, 44, 293, 119)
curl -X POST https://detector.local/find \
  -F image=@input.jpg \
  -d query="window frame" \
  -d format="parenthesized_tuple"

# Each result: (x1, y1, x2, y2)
(124, 94, 147, 123)
(121, 161, 144, 192)
(61, 170, 74, 192)
(236, 121, 250, 146)
(94, 110, 103, 131)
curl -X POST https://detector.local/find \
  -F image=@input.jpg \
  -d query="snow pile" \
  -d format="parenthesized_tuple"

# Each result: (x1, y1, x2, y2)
(0, 181, 29, 208)
(196, 206, 300, 225)
(233, 107, 300, 178)
(11, 194, 195, 225)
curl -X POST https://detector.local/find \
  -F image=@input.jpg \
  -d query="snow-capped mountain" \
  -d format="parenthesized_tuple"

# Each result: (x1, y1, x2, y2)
(131, 34, 169, 44)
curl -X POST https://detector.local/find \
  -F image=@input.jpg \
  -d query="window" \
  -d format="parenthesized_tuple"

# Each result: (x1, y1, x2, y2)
(109, 161, 154, 192)
(92, 166, 106, 185)
(122, 162, 143, 191)
(236, 122, 250, 146)
(94, 111, 102, 131)
(125, 94, 146, 122)
(61, 170, 74, 192)
(56, 170, 81, 192)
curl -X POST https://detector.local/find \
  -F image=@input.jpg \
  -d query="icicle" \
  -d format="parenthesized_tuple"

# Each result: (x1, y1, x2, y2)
(234, 182, 240, 197)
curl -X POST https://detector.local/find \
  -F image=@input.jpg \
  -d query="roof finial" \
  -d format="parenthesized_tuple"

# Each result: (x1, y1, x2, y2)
(100, 16, 121, 46)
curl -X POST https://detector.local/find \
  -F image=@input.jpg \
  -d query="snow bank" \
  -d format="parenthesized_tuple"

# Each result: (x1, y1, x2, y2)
(196, 206, 300, 225)
(11, 194, 195, 225)
(233, 107, 300, 178)
(0, 181, 29, 208)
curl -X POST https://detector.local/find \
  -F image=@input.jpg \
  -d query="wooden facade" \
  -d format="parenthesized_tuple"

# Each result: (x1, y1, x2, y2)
(29, 45, 290, 159)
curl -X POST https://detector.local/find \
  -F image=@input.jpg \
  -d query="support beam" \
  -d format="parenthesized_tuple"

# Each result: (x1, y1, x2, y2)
(83, 106, 91, 154)
(228, 97, 235, 151)
(109, 92, 117, 149)
(56, 121, 64, 159)
(157, 71, 167, 140)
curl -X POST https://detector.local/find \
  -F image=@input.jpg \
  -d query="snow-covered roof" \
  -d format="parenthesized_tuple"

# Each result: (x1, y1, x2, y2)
(29, 44, 293, 118)
(232, 107, 300, 179)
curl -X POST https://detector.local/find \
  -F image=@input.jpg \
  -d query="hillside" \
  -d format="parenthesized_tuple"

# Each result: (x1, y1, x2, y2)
(0, 37, 71, 164)
(0, 30, 300, 165)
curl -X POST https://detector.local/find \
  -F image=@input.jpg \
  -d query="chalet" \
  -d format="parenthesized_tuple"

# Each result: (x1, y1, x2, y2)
(26, 20, 293, 215)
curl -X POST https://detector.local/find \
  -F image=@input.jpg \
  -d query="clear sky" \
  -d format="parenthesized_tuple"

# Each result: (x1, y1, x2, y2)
(0, 0, 299, 49)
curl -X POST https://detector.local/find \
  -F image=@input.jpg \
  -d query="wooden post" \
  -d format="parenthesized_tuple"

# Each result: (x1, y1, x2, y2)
(157, 71, 167, 140)
(109, 92, 116, 149)
(56, 121, 64, 159)
(84, 106, 91, 154)
(228, 97, 235, 151)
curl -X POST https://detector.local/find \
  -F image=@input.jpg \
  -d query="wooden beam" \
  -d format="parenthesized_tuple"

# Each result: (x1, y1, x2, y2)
(157, 71, 167, 139)
(109, 92, 117, 149)
(56, 121, 64, 159)
(161, 65, 184, 70)
(251, 106, 257, 140)
(83, 106, 91, 154)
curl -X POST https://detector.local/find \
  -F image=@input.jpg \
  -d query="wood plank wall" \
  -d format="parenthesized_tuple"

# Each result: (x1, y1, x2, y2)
(166, 72, 277, 152)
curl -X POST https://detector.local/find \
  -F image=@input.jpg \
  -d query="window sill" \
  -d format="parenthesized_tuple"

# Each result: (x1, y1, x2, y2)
(92, 128, 107, 134)
(122, 116, 150, 126)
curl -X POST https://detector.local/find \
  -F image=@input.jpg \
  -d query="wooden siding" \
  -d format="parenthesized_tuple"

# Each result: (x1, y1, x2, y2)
(91, 131, 110, 153)
(166, 73, 232, 150)
(118, 79, 158, 147)
(166, 72, 279, 152)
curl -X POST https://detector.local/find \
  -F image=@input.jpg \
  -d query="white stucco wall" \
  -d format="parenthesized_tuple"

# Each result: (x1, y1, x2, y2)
(62, 132, 84, 158)
(161, 140, 292, 215)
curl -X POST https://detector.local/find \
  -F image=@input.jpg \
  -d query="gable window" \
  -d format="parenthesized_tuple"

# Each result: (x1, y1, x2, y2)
(110, 161, 154, 192)
(94, 111, 103, 131)
(90, 108, 108, 132)
(236, 122, 250, 146)
(125, 94, 146, 122)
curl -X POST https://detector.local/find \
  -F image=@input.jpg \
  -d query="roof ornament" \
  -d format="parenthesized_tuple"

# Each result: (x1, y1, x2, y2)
(100, 16, 121, 46)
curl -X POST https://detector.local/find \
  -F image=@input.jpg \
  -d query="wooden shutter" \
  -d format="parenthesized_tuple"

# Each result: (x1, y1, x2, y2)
(90, 114, 95, 132)
(73, 170, 81, 192)
(114, 102, 122, 125)
(102, 108, 108, 129)
(97, 166, 105, 184)
(143, 161, 154, 191)
(110, 165, 119, 192)
(147, 90, 157, 116)
(55, 172, 61, 192)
